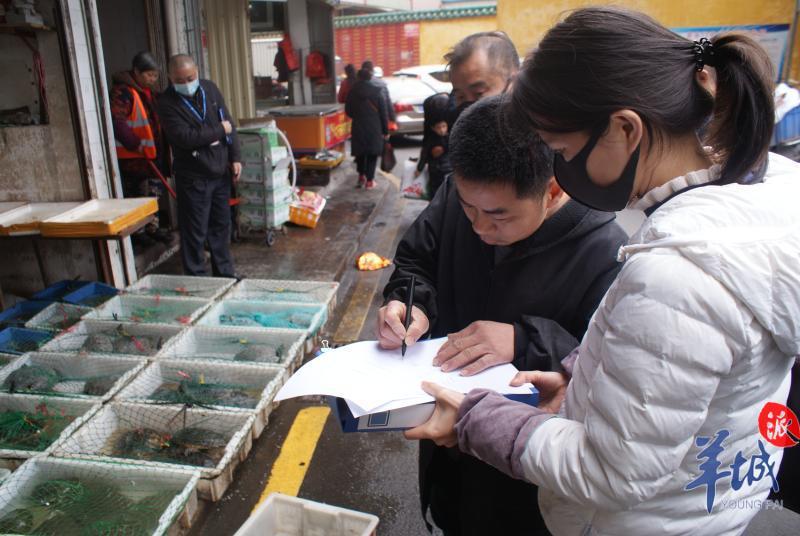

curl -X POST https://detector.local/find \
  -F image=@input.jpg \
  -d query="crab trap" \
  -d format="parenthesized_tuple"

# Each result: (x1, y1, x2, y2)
(85, 295, 211, 326)
(225, 279, 339, 311)
(126, 274, 236, 301)
(0, 457, 199, 536)
(52, 402, 255, 501)
(157, 327, 305, 371)
(41, 320, 183, 358)
(0, 394, 98, 459)
(24, 303, 92, 332)
(196, 300, 328, 336)
(0, 353, 146, 402)
(115, 360, 287, 439)
(0, 328, 53, 355)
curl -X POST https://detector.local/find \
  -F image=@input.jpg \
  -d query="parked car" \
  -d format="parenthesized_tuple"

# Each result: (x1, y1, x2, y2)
(392, 64, 452, 94)
(383, 75, 442, 135)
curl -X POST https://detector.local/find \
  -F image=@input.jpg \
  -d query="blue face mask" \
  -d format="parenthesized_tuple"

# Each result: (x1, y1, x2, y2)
(174, 78, 200, 97)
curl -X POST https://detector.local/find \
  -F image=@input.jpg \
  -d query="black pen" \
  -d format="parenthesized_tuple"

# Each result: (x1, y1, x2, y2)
(401, 275, 416, 357)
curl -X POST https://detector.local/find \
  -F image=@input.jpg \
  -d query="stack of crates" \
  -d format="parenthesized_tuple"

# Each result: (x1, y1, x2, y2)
(237, 121, 293, 237)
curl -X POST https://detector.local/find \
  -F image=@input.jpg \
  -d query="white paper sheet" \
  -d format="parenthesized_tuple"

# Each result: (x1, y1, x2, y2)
(275, 338, 533, 417)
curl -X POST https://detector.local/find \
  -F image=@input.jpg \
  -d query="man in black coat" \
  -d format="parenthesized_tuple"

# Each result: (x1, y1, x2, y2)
(377, 96, 629, 535)
(158, 54, 240, 277)
(345, 68, 388, 189)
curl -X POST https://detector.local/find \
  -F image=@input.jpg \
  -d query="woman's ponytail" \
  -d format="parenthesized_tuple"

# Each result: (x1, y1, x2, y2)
(706, 33, 775, 182)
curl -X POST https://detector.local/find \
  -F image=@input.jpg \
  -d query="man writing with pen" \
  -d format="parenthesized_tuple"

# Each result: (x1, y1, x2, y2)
(158, 54, 240, 278)
(377, 96, 628, 535)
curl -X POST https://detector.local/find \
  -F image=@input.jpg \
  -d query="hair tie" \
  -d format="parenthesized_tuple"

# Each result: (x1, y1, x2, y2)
(693, 38, 717, 71)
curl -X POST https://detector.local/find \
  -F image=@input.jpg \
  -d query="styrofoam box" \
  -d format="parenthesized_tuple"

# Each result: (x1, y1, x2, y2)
(0, 393, 99, 459)
(24, 302, 92, 332)
(237, 182, 293, 206)
(225, 279, 339, 316)
(52, 402, 255, 502)
(0, 352, 146, 402)
(196, 300, 328, 339)
(40, 320, 183, 357)
(85, 295, 211, 326)
(239, 203, 290, 231)
(115, 359, 287, 439)
(156, 326, 305, 372)
(235, 493, 379, 536)
(0, 457, 200, 536)
(126, 274, 236, 301)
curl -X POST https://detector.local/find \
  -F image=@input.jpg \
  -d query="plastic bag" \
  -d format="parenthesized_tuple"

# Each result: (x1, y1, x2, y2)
(400, 158, 429, 199)
(380, 142, 396, 172)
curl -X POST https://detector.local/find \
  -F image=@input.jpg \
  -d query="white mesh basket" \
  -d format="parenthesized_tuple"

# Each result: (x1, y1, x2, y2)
(126, 274, 236, 301)
(52, 402, 255, 501)
(24, 303, 92, 332)
(225, 279, 339, 310)
(0, 352, 146, 402)
(195, 300, 328, 337)
(85, 295, 211, 326)
(40, 320, 183, 358)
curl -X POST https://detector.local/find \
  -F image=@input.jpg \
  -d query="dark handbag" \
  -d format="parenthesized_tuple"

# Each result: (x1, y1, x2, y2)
(381, 141, 397, 172)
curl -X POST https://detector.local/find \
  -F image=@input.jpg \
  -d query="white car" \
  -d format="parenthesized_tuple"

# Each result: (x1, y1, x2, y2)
(383, 76, 442, 135)
(392, 64, 452, 94)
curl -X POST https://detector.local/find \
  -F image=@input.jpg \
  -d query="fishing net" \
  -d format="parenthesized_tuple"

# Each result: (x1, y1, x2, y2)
(159, 327, 304, 367)
(197, 300, 326, 332)
(41, 321, 182, 358)
(0, 395, 95, 454)
(52, 402, 251, 472)
(0, 328, 53, 355)
(117, 361, 285, 412)
(125, 274, 235, 300)
(0, 353, 144, 399)
(24, 303, 92, 332)
(0, 458, 195, 536)
(225, 279, 338, 305)
(86, 295, 210, 326)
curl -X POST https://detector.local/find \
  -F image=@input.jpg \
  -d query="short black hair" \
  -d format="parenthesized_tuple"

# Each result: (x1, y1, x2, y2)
(444, 31, 519, 80)
(361, 60, 374, 72)
(449, 95, 553, 198)
(357, 68, 372, 81)
(132, 51, 159, 72)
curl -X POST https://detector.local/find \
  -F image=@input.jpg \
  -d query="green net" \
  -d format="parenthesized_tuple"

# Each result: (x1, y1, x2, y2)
(126, 275, 235, 300)
(0, 458, 194, 536)
(226, 279, 338, 305)
(151, 377, 260, 410)
(25, 304, 92, 332)
(42, 322, 182, 358)
(218, 307, 321, 330)
(159, 327, 303, 366)
(0, 396, 95, 454)
(88, 296, 209, 326)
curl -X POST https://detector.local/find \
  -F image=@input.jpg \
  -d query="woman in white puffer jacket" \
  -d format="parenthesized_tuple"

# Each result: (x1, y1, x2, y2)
(405, 7, 800, 535)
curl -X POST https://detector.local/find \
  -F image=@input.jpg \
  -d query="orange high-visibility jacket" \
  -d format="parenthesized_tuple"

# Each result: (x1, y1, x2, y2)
(116, 88, 157, 160)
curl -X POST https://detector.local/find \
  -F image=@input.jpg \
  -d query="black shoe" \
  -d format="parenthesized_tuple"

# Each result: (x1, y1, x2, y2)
(148, 228, 176, 245)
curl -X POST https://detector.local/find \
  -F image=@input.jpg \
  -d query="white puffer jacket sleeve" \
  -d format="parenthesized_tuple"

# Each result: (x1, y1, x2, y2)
(519, 248, 745, 509)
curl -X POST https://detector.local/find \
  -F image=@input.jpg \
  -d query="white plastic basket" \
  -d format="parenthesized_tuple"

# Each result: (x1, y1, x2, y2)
(196, 300, 328, 338)
(126, 274, 236, 301)
(0, 352, 146, 402)
(24, 302, 92, 332)
(156, 326, 305, 372)
(52, 402, 255, 501)
(225, 279, 339, 312)
(0, 393, 99, 459)
(115, 360, 287, 439)
(0, 457, 199, 536)
(235, 493, 379, 536)
(85, 295, 211, 326)
(40, 320, 183, 358)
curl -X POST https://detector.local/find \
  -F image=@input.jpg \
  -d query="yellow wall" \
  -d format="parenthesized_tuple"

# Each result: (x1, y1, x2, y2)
(497, 0, 799, 80)
(419, 16, 498, 65)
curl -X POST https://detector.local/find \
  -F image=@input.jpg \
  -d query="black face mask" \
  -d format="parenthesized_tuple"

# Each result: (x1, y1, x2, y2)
(553, 128, 641, 212)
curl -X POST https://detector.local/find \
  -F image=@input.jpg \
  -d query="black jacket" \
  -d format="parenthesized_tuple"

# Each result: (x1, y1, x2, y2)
(384, 175, 627, 373)
(345, 80, 388, 157)
(158, 79, 240, 180)
(384, 176, 628, 534)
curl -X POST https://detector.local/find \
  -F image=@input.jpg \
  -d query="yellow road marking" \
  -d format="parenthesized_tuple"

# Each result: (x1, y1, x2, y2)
(253, 406, 331, 510)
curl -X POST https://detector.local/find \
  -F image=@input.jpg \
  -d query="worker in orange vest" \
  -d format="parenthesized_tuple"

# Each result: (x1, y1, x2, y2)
(111, 51, 173, 247)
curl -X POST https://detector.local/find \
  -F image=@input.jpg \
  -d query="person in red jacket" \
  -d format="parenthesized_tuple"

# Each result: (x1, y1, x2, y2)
(337, 64, 356, 104)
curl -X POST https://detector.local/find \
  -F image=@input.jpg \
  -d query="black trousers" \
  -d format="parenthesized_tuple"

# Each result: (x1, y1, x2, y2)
(355, 154, 378, 181)
(176, 174, 235, 277)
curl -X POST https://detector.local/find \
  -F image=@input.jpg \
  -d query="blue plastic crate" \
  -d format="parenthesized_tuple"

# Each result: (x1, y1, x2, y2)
(63, 282, 119, 307)
(31, 280, 89, 302)
(0, 301, 53, 329)
(0, 327, 53, 355)
(773, 106, 800, 146)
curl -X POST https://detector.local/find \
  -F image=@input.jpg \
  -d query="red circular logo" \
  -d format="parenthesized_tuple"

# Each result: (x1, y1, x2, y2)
(758, 401, 800, 448)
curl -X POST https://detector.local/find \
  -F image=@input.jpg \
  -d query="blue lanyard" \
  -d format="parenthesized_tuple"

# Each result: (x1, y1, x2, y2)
(179, 86, 206, 123)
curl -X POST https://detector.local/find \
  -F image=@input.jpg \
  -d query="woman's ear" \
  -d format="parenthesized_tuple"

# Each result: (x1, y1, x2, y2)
(608, 109, 644, 156)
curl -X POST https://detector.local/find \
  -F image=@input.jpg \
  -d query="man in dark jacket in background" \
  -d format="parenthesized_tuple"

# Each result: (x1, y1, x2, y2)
(377, 96, 628, 535)
(158, 54, 240, 278)
(110, 51, 172, 247)
(361, 60, 396, 126)
(345, 68, 388, 189)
